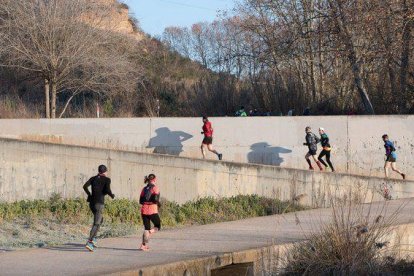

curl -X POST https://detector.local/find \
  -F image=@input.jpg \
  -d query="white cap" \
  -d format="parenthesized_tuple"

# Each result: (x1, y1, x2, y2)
(319, 127, 324, 131)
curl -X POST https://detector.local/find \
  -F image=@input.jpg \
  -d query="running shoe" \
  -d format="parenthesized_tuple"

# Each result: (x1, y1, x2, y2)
(140, 244, 149, 251)
(85, 241, 94, 252)
(316, 161, 324, 171)
(92, 238, 98, 247)
(218, 154, 223, 160)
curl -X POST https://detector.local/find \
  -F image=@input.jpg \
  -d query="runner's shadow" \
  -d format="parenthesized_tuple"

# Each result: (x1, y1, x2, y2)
(46, 243, 139, 252)
(147, 127, 193, 156)
(46, 243, 87, 252)
(247, 142, 292, 166)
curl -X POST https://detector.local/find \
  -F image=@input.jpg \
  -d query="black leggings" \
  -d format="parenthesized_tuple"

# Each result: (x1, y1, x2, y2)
(142, 214, 161, 231)
(89, 203, 104, 240)
(318, 150, 334, 171)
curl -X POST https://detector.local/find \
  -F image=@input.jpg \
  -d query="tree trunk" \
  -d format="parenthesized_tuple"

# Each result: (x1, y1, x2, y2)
(44, 79, 50, 119)
(305, 0, 317, 102)
(328, 0, 375, 114)
(59, 92, 80, 118)
(51, 81, 57, 119)
(400, 0, 412, 113)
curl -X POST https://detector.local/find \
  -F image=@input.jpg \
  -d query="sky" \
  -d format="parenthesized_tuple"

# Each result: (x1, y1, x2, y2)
(120, 0, 236, 38)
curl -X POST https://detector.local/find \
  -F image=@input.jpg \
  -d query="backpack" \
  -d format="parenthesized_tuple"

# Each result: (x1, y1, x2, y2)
(143, 184, 155, 202)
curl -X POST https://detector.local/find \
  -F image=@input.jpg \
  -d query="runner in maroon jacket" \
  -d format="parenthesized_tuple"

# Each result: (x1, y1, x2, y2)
(201, 116, 223, 160)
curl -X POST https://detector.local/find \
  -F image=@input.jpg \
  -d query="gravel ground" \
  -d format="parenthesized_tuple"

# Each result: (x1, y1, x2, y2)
(0, 218, 138, 251)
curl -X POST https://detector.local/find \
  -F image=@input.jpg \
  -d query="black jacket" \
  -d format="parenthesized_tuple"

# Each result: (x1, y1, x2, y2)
(83, 175, 114, 204)
(320, 133, 331, 148)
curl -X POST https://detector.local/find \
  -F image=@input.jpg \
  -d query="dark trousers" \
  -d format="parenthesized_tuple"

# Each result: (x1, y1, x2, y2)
(318, 150, 334, 171)
(89, 203, 104, 241)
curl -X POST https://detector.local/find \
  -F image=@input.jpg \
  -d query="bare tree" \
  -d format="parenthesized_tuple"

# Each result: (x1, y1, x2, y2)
(0, 0, 138, 118)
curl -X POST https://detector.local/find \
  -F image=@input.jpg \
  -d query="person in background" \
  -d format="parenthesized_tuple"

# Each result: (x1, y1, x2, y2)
(318, 127, 335, 172)
(139, 174, 161, 251)
(303, 107, 311, 116)
(201, 116, 223, 160)
(83, 165, 115, 252)
(303, 126, 323, 171)
(235, 106, 247, 117)
(382, 134, 406, 179)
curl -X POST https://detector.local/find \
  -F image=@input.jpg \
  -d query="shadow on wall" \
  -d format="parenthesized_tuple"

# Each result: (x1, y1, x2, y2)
(147, 127, 193, 156)
(247, 142, 292, 166)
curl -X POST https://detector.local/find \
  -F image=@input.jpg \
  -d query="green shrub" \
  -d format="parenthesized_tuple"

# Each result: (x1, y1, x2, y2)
(0, 194, 305, 228)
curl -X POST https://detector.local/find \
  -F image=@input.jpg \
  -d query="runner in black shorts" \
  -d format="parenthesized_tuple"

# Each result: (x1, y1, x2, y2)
(139, 174, 161, 251)
(303, 126, 323, 171)
(201, 116, 222, 160)
(382, 134, 405, 179)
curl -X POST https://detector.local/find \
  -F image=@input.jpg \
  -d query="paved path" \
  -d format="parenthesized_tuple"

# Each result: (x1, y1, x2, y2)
(1, 199, 414, 275)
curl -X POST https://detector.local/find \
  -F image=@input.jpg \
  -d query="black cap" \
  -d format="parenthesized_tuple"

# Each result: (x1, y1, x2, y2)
(98, 165, 107, 174)
(202, 116, 208, 120)
(382, 134, 388, 139)
(148, 174, 156, 180)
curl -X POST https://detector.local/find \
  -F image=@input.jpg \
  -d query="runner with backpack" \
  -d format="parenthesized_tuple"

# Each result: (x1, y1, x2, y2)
(382, 134, 406, 179)
(139, 174, 161, 251)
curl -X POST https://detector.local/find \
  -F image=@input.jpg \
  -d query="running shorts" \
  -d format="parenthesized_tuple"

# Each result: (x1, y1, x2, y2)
(202, 136, 213, 145)
(386, 155, 396, 163)
(142, 214, 161, 231)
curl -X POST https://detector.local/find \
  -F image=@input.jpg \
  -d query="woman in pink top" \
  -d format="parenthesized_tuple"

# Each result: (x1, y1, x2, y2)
(139, 174, 161, 251)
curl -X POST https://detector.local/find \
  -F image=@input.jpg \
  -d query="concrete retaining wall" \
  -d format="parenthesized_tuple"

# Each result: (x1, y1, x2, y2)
(0, 116, 413, 178)
(1, 138, 413, 205)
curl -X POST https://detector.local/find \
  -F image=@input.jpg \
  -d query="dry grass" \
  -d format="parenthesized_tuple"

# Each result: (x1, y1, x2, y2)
(282, 197, 412, 275)
(0, 96, 42, 118)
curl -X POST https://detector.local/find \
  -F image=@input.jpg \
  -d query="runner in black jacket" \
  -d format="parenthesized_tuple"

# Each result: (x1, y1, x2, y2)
(318, 127, 335, 172)
(83, 165, 115, 252)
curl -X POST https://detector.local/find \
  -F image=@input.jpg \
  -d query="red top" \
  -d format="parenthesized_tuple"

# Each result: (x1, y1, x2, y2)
(202, 121, 213, 137)
(140, 184, 160, 215)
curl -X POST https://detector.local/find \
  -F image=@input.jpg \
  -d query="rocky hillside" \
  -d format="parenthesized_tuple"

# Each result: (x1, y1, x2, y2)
(97, 0, 144, 40)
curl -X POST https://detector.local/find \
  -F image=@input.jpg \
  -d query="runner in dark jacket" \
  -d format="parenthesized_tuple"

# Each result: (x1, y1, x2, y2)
(317, 127, 335, 172)
(83, 164, 115, 252)
(303, 126, 323, 170)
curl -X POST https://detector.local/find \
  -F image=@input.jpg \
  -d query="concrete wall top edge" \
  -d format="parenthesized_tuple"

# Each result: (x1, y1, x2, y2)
(1, 115, 414, 121)
(0, 137, 410, 185)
